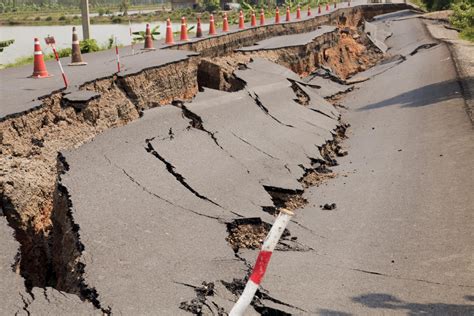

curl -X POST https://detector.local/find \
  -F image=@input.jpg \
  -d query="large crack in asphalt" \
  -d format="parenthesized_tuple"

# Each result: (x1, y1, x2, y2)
(145, 138, 223, 208)
(173, 101, 252, 174)
(52, 155, 112, 315)
(246, 91, 294, 128)
(102, 154, 220, 220)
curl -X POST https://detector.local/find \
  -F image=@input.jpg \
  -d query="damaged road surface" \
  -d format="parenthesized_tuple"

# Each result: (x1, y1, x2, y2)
(1, 4, 473, 315)
(55, 57, 341, 314)
(241, 9, 474, 316)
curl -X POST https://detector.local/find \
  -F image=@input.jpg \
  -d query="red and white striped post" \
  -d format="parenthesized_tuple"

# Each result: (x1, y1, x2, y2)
(115, 36, 120, 73)
(44, 36, 68, 88)
(229, 208, 294, 316)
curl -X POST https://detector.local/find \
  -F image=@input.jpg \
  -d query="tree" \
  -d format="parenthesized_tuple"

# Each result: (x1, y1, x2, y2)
(119, 0, 129, 16)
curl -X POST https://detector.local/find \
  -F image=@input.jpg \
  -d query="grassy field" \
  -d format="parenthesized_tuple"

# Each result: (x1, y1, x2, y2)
(0, 4, 175, 25)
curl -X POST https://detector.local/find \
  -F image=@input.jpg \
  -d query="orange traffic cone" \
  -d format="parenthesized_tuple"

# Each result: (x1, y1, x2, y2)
(238, 10, 245, 29)
(251, 10, 257, 27)
(209, 14, 217, 35)
(165, 19, 174, 44)
(196, 17, 203, 38)
(326, 2, 330, 11)
(296, 6, 301, 19)
(180, 17, 189, 41)
(307, 5, 312, 16)
(275, 7, 280, 23)
(143, 23, 155, 50)
(223, 12, 230, 32)
(260, 8, 265, 25)
(286, 6, 291, 21)
(69, 27, 87, 66)
(30, 38, 51, 78)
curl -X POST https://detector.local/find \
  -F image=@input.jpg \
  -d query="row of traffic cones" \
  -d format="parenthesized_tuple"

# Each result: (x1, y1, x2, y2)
(32, 2, 350, 77)
(31, 26, 87, 78)
(143, 2, 351, 48)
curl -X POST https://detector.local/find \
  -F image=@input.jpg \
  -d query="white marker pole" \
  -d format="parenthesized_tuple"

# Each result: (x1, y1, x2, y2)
(229, 208, 294, 316)
(115, 36, 120, 73)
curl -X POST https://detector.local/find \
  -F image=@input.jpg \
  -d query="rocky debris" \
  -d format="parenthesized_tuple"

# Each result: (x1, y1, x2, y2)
(179, 282, 224, 315)
(226, 218, 275, 251)
(321, 203, 337, 210)
(264, 187, 308, 212)
(300, 169, 336, 188)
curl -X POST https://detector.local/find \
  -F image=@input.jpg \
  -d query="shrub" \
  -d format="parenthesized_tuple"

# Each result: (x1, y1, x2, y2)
(450, 0, 473, 30)
(80, 39, 100, 53)
(58, 15, 66, 21)
(56, 47, 72, 58)
(34, 16, 41, 21)
(98, 8, 105, 16)
(202, 0, 219, 11)
(45, 16, 53, 21)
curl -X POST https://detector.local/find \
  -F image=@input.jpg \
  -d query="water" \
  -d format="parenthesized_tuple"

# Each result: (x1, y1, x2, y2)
(0, 21, 208, 65)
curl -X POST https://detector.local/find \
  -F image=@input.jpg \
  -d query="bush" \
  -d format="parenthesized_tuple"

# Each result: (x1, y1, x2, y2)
(202, 0, 220, 11)
(450, 0, 473, 30)
(98, 8, 105, 16)
(56, 47, 72, 58)
(46, 16, 53, 21)
(58, 15, 66, 21)
(80, 39, 100, 53)
(34, 16, 41, 21)
(423, 0, 452, 10)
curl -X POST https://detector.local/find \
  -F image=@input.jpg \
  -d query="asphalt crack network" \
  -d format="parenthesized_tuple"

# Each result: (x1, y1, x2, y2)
(145, 139, 223, 208)
(173, 101, 252, 174)
(246, 91, 294, 128)
(102, 154, 220, 220)
(18, 292, 31, 316)
(230, 131, 278, 159)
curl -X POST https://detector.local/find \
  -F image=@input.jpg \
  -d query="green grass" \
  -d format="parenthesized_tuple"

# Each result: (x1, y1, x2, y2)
(0, 4, 172, 26)
(459, 26, 474, 41)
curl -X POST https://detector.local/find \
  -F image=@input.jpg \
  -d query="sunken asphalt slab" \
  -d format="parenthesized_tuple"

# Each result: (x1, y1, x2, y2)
(58, 57, 339, 314)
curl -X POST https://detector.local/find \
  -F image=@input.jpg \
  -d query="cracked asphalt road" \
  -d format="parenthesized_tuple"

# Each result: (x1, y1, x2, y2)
(58, 58, 339, 314)
(1, 6, 472, 316)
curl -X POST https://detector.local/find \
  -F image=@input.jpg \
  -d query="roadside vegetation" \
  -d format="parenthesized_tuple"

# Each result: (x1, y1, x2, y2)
(0, 0, 333, 26)
(450, 0, 473, 41)
(2, 37, 116, 68)
(413, 0, 473, 41)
